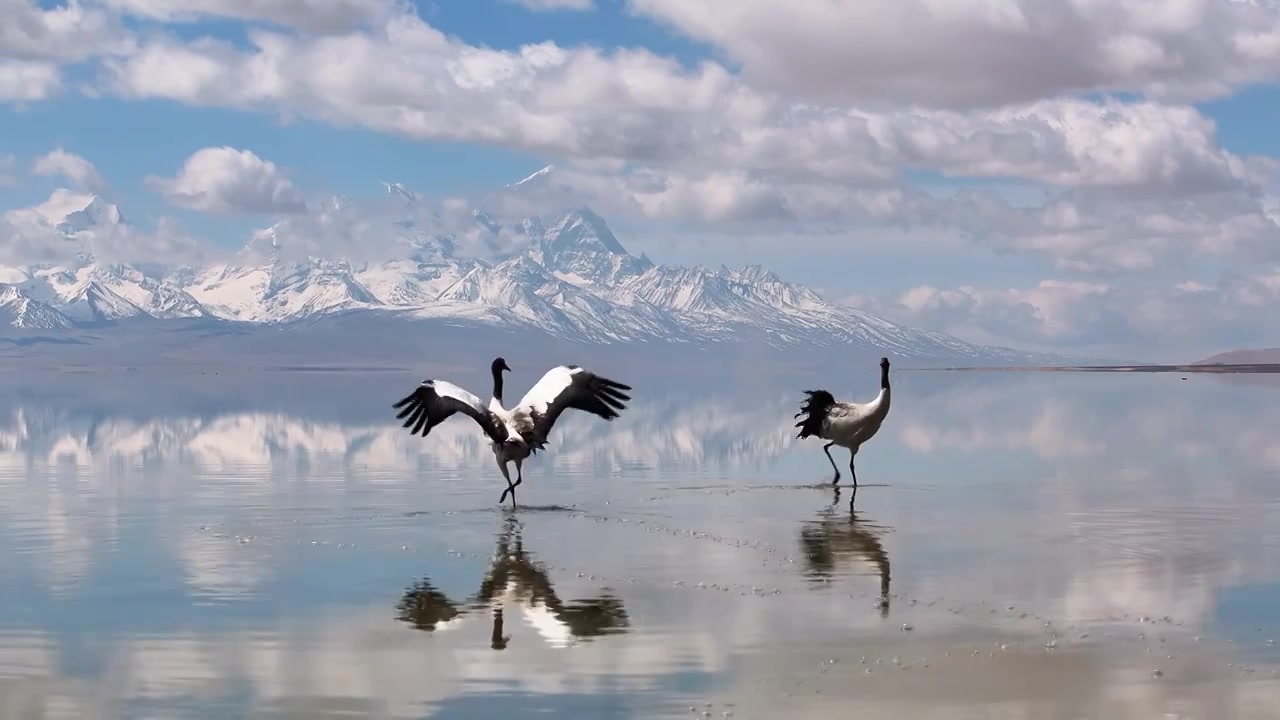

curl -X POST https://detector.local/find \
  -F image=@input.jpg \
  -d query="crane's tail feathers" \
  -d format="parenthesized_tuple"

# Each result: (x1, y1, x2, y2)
(794, 389, 836, 439)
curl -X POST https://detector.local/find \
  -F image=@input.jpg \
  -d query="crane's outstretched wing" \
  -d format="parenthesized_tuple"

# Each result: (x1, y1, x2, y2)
(393, 379, 505, 443)
(512, 365, 631, 452)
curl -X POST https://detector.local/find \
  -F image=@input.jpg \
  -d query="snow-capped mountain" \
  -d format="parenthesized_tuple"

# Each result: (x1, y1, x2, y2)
(0, 285, 74, 330)
(1, 191, 208, 324)
(3, 262, 209, 323)
(0, 173, 1054, 362)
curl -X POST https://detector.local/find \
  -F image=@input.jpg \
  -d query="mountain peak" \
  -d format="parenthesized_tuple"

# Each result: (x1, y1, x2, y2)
(383, 182, 419, 202)
(544, 207, 628, 256)
(510, 165, 555, 187)
(67, 196, 125, 231)
(32, 190, 126, 234)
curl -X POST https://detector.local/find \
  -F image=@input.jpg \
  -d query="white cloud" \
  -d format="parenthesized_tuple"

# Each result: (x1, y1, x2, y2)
(936, 186, 1280, 272)
(88, 12, 1280, 277)
(628, 0, 1280, 109)
(146, 147, 308, 215)
(869, 269, 1280, 358)
(0, 59, 60, 101)
(0, 0, 134, 63)
(97, 22, 1261, 202)
(1, 189, 211, 266)
(499, 165, 1280, 273)
(31, 148, 109, 195)
(895, 280, 1120, 343)
(501, 0, 594, 10)
(100, 0, 402, 34)
(236, 190, 539, 264)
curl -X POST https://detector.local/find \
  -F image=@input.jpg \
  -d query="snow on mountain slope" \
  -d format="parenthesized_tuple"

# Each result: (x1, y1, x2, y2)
(55, 265, 206, 321)
(2, 264, 208, 323)
(25, 267, 146, 322)
(184, 258, 381, 323)
(353, 258, 476, 307)
(424, 254, 679, 343)
(0, 286, 75, 329)
(5, 178, 1065, 362)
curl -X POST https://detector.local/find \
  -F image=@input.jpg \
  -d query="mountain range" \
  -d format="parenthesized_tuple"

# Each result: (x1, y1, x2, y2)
(0, 168, 1076, 364)
(1196, 348, 1280, 365)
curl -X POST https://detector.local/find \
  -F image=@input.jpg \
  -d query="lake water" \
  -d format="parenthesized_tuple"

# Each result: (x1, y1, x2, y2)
(2, 368, 1279, 719)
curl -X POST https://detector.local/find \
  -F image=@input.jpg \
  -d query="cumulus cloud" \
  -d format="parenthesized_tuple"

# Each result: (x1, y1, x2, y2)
(498, 165, 1280, 271)
(98, 27, 1260, 198)
(894, 280, 1122, 344)
(628, 0, 1280, 109)
(866, 270, 1280, 358)
(0, 0, 135, 102)
(937, 186, 1280, 272)
(487, 164, 799, 224)
(99, 0, 402, 34)
(82, 9, 1277, 263)
(0, 0, 134, 63)
(86, 13, 1279, 268)
(146, 147, 308, 215)
(31, 148, 110, 195)
(235, 189, 539, 264)
(1, 189, 211, 266)
(0, 58, 60, 101)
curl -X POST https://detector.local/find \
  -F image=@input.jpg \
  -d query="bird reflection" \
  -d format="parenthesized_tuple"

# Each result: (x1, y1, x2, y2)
(799, 503, 892, 617)
(396, 515, 630, 649)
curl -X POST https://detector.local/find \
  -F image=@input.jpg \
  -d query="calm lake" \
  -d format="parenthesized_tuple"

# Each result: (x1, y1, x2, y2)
(1, 368, 1279, 719)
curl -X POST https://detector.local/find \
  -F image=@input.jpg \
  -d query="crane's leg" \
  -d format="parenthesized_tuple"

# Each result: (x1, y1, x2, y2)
(497, 460, 517, 509)
(506, 459, 524, 509)
(823, 442, 841, 484)
(847, 450, 859, 508)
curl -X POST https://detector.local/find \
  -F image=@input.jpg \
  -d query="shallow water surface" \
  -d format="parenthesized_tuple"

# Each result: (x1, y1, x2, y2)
(1, 369, 1279, 718)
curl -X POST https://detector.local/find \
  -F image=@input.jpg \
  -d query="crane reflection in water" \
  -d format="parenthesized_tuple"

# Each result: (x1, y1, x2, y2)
(396, 515, 630, 649)
(799, 498, 892, 617)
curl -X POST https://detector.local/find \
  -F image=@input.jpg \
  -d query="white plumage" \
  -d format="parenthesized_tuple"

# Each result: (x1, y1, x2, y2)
(392, 356, 632, 508)
(794, 356, 893, 497)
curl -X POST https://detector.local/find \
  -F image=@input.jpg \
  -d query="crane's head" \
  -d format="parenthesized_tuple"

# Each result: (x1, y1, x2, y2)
(492, 357, 511, 374)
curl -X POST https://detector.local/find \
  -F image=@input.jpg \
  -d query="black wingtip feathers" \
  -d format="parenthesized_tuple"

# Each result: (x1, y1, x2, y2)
(582, 374, 632, 421)
(390, 382, 436, 436)
(794, 388, 835, 439)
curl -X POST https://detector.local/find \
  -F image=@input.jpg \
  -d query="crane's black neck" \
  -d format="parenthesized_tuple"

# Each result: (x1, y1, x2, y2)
(881, 365, 891, 390)
(491, 365, 505, 404)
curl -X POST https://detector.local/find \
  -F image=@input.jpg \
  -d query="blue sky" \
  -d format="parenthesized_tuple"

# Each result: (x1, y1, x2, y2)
(4, 0, 1280, 359)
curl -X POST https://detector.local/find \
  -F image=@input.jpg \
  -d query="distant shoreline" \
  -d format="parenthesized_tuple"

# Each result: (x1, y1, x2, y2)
(920, 363, 1280, 374)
